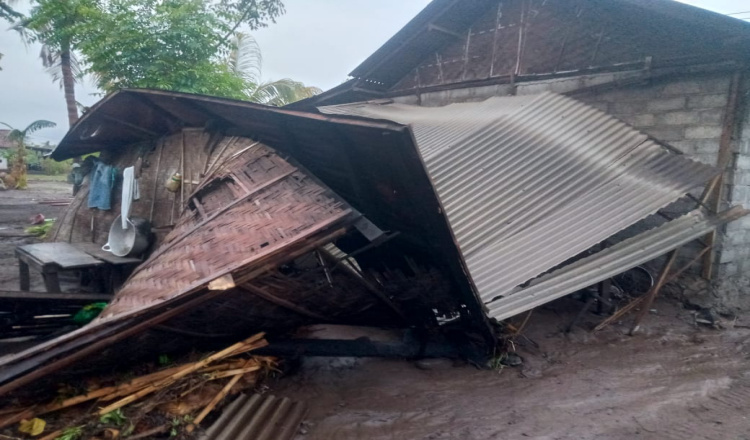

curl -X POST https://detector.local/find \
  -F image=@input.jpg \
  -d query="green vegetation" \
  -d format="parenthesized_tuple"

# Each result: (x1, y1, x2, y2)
(41, 157, 73, 175)
(54, 426, 83, 440)
(14, 0, 317, 111)
(25, 218, 55, 238)
(99, 408, 127, 426)
(0, 1, 22, 69)
(28, 173, 69, 182)
(0, 120, 56, 189)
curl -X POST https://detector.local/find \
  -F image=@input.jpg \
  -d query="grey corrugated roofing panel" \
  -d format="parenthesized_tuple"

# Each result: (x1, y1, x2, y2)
(320, 92, 720, 316)
(486, 206, 750, 321)
(201, 393, 307, 440)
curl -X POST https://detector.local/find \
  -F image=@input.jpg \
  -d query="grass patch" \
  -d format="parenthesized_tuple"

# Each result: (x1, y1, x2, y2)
(27, 174, 69, 182)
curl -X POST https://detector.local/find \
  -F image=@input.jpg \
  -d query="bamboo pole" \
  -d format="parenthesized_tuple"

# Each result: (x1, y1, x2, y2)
(149, 139, 165, 223)
(98, 335, 266, 415)
(0, 335, 267, 429)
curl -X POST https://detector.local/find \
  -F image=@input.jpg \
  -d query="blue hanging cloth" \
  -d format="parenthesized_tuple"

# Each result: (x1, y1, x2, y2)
(88, 159, 116, 210)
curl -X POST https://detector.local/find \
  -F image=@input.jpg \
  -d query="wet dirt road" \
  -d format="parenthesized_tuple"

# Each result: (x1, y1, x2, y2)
(0, 180, 71, 291)
(278, 300, 750, 440)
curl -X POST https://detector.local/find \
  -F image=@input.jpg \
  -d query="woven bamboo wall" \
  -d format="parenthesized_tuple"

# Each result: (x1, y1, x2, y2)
(99, 142, 361, 321)
(50, 129, 227, 247)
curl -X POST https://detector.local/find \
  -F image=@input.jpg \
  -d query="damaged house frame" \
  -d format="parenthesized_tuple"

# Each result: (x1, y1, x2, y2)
(0, 0, 749, 395)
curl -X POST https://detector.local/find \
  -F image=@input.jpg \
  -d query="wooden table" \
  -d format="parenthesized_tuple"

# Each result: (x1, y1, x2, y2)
(16, 243, 142, 293)
(71, 242, 142, 292)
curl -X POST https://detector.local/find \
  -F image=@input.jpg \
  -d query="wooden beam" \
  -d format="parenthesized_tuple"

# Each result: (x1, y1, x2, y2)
(238, 283, 330, 321)
(629, 249, 679, 335)
(101, 115, 159, 137)
(0, 291, 111, 303)
(318, 248, 409, 322)
(701, 70, 744, 280)
(427, 23, 464, 39)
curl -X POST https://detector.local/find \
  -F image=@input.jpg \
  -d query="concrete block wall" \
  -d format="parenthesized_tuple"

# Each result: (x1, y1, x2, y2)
(576, 72, 735, 278)
(577, 73, 731, 167)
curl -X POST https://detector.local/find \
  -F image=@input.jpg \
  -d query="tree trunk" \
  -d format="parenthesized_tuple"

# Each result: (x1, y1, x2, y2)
(60, 40, 80, 170)
(60, 41, 78, 127)
(12, 142, 27, 190)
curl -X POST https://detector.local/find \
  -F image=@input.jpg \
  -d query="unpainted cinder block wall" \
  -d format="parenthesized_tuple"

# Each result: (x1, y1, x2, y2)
(577, 71, 750, 306)
(714, 74, 750, 307)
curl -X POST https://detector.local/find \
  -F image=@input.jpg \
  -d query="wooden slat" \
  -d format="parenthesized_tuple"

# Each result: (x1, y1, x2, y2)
(0, 291, 112, 303)
(71, 242, 142, 265)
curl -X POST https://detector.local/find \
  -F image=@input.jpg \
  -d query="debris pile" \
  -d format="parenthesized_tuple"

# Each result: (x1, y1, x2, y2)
(0, 333, 274, 439)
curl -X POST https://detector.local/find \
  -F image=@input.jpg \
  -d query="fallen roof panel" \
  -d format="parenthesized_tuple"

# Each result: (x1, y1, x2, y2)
(200, 393, 307, 440)
(320, 92, 720, 315)
(486, 206, 750, 320)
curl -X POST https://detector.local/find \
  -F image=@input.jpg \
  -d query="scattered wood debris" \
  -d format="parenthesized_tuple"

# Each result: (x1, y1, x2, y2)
(0, 333, 276, 439)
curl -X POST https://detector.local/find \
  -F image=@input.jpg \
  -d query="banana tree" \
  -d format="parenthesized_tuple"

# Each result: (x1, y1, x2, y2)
(0, 120, 56, 189)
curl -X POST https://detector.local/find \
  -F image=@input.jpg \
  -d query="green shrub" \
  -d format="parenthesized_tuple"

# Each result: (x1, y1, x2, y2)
(41, 158, 72, 175)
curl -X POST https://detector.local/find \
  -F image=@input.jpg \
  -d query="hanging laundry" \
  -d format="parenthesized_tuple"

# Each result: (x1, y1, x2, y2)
(121, 166, 140, 228)
(88, 160, 116, 210)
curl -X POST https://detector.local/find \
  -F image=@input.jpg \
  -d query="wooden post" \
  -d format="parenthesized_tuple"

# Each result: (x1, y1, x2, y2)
(18, 260, 30, 291)
(701, 70, 744, 279)
(629, 250, 679, 335)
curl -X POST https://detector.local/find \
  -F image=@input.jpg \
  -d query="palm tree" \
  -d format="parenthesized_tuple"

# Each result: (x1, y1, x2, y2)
(0, 0, 22, 69)
(19, 0, 87, 127)
(227, 33, 322, 106)
(0, 0, 20, 23)
(1, 120, 56, 189)
(38, 39, 83, 127)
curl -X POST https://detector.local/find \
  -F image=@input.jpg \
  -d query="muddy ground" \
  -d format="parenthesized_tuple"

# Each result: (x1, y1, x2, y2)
(0, 179, 71, 292)
(1, 181, 749, 439)
(278, 301, 750, 440)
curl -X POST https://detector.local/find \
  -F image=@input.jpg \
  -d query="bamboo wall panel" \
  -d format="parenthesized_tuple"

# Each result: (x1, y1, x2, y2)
(99, 143, 356, 320)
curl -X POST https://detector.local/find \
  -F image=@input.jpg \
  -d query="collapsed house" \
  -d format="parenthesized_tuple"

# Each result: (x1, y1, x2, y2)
(1, 0, 749, 395)
(0, 86, 745, 394)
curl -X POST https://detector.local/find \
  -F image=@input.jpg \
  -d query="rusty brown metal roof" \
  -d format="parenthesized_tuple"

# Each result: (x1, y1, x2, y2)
(319, 92, 721, 318)
(201, 393, 307, 440)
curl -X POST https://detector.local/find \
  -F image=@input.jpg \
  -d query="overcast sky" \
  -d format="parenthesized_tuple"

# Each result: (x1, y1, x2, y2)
(0, 0, 747, 144)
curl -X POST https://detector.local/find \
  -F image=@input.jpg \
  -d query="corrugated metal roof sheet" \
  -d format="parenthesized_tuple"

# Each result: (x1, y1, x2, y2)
(200, 393, 307, 440)
(486, 206, 749, 321)
(320, 92, 721, 316)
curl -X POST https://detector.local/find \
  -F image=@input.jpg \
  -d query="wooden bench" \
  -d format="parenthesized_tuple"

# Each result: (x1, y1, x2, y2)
(16, 243, 141, 293)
